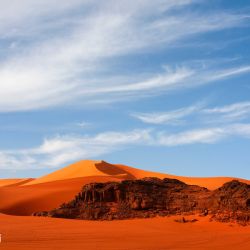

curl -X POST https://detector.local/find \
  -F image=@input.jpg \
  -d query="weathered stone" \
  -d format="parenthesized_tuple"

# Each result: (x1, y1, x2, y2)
(33, 178, 250, 224)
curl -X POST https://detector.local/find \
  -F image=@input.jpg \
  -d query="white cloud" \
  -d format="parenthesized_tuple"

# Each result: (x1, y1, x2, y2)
(201, 66, 250, 83)
(131, 103, 203, 125)
(0, 0, 89, 37)
(1, 124, 250, 170)
(158, 128, 226, 145)
(157, 123, 250, 146)
(0, 0, 249, 112)
(203, 101, 250, 121)
(0, 129, 151, 169)
(133, 100, 250, 125)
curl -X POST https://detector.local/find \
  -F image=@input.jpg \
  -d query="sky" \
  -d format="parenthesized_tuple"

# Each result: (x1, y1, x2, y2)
(0, 0, 250, 179)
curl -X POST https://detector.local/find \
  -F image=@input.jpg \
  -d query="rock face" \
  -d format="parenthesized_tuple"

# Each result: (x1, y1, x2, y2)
(34, 178, 250, 224)
(207, 180, 250, 224)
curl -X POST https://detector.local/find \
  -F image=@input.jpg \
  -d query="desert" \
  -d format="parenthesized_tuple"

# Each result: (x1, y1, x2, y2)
(0, 160, 249, 249)
(1, 0, 250, 249)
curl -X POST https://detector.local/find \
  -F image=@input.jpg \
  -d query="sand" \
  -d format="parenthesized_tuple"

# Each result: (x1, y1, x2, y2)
(0, 160, 249, 249)
(0, 179, 33, 187)
(116, 164, 250, 190)
(0, 214, 249, 250)
(24, 160, 250, 189)
(0, 176, 122, 215)
(0, 160, 249, 216)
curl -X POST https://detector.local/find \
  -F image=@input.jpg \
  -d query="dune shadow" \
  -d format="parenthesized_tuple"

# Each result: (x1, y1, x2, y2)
(95, 161, 136, 180)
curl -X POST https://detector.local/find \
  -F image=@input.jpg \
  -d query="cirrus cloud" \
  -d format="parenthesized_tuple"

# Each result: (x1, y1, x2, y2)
(0, 0, 249, 112)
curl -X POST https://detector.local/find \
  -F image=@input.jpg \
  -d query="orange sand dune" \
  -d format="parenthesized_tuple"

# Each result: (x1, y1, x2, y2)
(24, 160, 134, 186)
(24, 159, 250, 190)
(116, 164, 250, 190)
(0, 214, 249, 250)
(0, 159, 249, 216)
(0, 179, 33, 187)
(0, 176, 122, 216)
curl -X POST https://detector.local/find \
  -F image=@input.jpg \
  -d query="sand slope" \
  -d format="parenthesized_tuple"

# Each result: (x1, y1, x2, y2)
(0, 179, 33, 187)
(116, 164, 250, 190)
(0, 159, 249, 216)
(24, 160, 135, 186)
(0, 214, 249, 250)
(0, 176, 122, 216)
(24, 160, 250, 189)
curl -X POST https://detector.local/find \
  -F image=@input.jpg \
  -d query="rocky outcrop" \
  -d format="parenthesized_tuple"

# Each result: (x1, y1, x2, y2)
(34, 178, 250, 224)
(207, 180, 250, 224)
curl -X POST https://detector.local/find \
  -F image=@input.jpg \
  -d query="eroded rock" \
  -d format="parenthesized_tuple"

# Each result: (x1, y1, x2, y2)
(33, 178, 249, 224)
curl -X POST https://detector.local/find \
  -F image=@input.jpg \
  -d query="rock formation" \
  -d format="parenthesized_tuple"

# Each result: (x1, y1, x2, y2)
(34, 178, 250, 224)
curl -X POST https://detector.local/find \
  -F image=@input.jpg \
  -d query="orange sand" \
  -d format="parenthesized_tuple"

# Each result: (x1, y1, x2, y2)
(23, 160, 134, 186)
(25, 160, 250, 190)
(0, 214, 249, 250)
(0, 176, 121, 215)
(0, 160, 249, 216)
(0, 179, 33, 187)
(116, 163, 250, 190)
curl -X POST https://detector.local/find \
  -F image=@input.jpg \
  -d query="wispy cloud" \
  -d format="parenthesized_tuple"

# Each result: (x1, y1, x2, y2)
(158, 123, 250, 146)
(0, 129, 151, 169)
(153, 123, 250, 147)
(133, 100, 250, 125)
(1, 123, 250, 170)
(0, 0, 249, 112)
(131, 103, 202, 125)
(157, 128, 227, 145)
(201, 66, 250, 83)
(203, 101, 250, 121)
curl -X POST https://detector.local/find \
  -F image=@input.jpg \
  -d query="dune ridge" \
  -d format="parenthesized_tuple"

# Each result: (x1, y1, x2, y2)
(24, 160, 135, 186)
(0, 179, 34, 187)
(23, 160, 250, 190)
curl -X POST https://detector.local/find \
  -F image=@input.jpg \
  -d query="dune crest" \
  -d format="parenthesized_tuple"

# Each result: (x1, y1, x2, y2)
(0, 179, 34, 187)
(24, 160, 134, 186)
(23, 159, 250, 190)
(113, 164, 250, 190)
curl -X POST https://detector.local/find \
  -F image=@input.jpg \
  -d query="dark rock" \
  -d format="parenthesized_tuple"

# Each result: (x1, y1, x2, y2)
(34, 179, 250, 224)
(206, 180, 250, 223)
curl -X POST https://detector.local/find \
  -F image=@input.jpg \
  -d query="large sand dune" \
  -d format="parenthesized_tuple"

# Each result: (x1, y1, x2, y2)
(0, 160, 249, 216)
(0, 176, 121, 215)
(24, 159, 250, 189)
(24, 160, 135, 186)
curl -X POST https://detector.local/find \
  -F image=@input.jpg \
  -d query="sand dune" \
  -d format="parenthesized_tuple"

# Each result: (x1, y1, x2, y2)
(0, 179, 33, 187)
(0, 159, 249, 216)
(24, 160, 134, 186)
(116, 164, 250, 190)
(0, 214, 249, 250)
(0, 176, 122, 216)
(24, 160, 250, 189)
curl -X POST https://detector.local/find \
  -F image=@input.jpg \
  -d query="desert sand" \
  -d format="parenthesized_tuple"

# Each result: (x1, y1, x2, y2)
(0, 160, 249, 216)
(0, 160, 249, 250)
(23, 160, 250, 189)
(0, 179, 33, 187)
(0, 213, 249, 250)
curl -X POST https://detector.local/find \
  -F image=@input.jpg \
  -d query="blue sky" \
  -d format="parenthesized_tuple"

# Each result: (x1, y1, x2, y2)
(0, 0, 250, 179)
